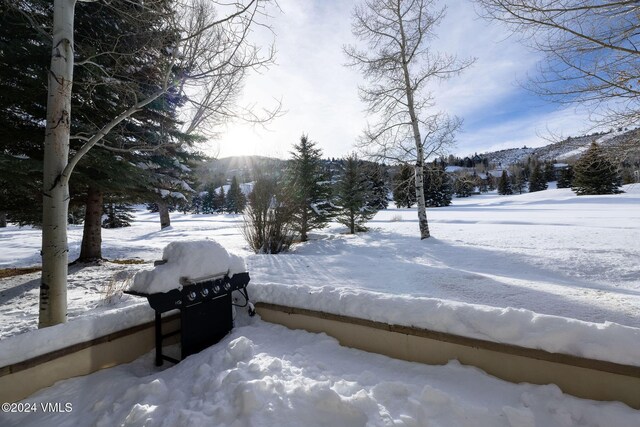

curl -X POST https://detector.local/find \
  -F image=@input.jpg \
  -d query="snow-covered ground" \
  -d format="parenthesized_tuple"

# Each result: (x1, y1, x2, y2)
(3, 186, 639, 334)
(1, 185, 639, 423)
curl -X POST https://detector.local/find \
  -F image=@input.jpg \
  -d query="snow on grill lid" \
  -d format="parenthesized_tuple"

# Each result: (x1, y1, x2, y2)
(129, 240, 246, 294)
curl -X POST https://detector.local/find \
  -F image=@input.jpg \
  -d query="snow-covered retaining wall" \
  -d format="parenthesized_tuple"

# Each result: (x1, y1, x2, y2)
(252, 283, 640, 367)
(0, 303, 153, 368)
(255, 302, 640, 409)
(253, 284, 640, 408)
(0, 304, 178, 403)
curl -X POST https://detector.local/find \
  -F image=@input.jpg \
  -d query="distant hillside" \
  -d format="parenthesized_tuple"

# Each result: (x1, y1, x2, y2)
(480, 128, 640, 167)
(197, 156, 287, 186)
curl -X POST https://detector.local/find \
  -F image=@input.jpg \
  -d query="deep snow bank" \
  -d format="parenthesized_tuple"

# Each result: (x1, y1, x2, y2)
(5, 318, 639, 427)
(130, 240, 247, 294)
(252, 283, 640, 367)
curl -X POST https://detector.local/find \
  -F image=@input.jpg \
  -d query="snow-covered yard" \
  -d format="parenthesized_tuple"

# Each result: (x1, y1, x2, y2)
(1, 185, 639, 425)
(2, 185, 639, 338)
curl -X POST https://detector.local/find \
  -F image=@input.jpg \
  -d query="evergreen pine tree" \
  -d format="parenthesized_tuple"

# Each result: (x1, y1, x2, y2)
(190, 193, 204, 214)
(335, 155, 377, 233)
(393, 164, 416, 208)
(497, 170, 513, 195)
(0, 0, 194, 258)
(216, 187, 226, 213)
(200, 183, 219, 214)
(513, 167, 526, 194)
(544, 161, 556, 182)
(528, 162, 548, 192)
(226, 176, 247, 214)
(423, 163, 453, 207)
(571, 143, 622, 195)
(454, 175, 475, 197)
(285, 135, 334, 241)
(557, 166, 574, 189)
(362, 162, 390, 210)
(102, 202, 134, 228)
(0, 1, 55, 225)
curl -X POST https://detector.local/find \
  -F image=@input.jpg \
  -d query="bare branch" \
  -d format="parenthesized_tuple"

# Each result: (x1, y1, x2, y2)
(476, 0, 640, 126)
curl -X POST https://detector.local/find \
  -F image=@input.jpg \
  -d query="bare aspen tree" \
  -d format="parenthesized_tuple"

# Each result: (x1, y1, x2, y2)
(345, 0, 472, 239)
(40, 0, 76, 328)
(475, 0, 640, 128)
(35, 0, 275, 327)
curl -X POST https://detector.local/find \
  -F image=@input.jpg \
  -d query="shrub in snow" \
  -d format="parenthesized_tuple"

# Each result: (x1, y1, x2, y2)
(129, 240, 246, 294)
(102, 203, 134, 228)
(242, 177, 296, 254)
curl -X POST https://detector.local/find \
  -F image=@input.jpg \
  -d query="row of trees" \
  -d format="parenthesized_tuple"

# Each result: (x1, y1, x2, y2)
(393, 163, 453, 208)
(192, 177, 247, 214)
(391, 141, 624, 201)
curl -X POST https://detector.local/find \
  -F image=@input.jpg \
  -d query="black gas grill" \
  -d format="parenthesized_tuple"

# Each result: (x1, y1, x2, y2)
(126, 270, 252, 366)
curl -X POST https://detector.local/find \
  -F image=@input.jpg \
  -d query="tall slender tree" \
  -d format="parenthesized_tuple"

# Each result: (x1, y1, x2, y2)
(512, 166, 526, 194)
(345, 0, 473, 239)
(286, 135, 333, 242)
(498, 170, 513, 195)
(362, 162, 390, 211)
(335, 155, 377, 233)
(528, 161, 548, 192)
(226, 176, 247, 214)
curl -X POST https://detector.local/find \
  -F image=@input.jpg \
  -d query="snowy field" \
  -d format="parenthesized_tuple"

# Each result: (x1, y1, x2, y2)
(1, 185, 640, 424)
(2, 185, 639, 338)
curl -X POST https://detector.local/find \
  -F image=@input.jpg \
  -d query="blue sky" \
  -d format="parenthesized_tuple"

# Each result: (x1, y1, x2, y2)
(211, 0, 595, 160)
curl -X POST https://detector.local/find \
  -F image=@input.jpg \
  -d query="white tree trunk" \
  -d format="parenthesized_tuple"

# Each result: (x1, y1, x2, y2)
(39, 0, 76, 328)
(399, 15, 430, 240)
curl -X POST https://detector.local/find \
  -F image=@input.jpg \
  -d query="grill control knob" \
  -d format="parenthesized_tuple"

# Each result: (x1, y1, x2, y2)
(224, 283, 231, 291)
(214, 285, 220, 293)
(187, 291, 197, 301)
(201, 288, 209, 297)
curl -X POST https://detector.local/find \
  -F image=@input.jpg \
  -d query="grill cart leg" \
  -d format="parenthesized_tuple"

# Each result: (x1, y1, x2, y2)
(155, 311, 163, 366)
